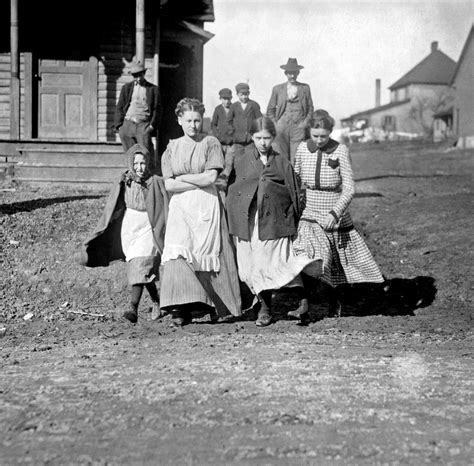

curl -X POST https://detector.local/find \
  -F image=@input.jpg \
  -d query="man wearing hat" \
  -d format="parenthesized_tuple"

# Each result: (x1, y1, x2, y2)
(227, 82, 262, 159)
(211, 88, 235, 193)
(114, 61, 162, 170)
(266, 58, 314, 164)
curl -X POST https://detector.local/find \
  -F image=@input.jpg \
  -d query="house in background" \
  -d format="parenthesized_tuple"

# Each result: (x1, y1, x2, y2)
(0, 0, 215, 184)
(451, 24, 474, 149)
(340, 41, 456, 141)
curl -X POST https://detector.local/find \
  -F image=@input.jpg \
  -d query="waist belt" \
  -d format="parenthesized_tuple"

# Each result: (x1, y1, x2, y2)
(305, 185, 342, 193)
(300, 217, 354, 232)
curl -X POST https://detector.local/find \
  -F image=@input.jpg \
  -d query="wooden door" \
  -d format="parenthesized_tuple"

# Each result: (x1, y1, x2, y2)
(37, 58, 96, 140)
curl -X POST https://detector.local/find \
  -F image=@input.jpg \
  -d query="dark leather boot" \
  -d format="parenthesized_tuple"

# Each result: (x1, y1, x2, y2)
(256, 290, 272, 327)
(169, 305, 192, 327)
(287, 286, 309, 321)
(326, 285, 342, 318)
(123, 304, 138, 324)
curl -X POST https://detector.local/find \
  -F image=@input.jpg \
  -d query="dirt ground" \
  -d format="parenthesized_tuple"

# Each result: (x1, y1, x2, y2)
(1, 141, 473, 465)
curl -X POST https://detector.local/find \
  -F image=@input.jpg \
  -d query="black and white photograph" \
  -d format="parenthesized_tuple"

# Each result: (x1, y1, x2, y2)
(0, 0, 473, 464)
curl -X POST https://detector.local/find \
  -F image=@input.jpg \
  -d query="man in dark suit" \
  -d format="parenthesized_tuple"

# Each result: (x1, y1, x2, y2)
(266, 58, 314, 164)
(114, 62, 162, 170)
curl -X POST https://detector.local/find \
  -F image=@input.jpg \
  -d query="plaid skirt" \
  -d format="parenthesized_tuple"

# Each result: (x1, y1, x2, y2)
(294, 218, 384, 287)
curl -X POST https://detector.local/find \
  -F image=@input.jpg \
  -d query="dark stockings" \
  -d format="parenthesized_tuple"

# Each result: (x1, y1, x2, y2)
(124, 282, 160, 324)
(130, 283, 159, 310)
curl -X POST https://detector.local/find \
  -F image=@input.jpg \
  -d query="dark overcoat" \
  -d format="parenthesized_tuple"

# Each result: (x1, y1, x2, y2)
(227, 144, 301, 241)
(113, 80, 163, 131)
(227, 100, 262, 144)
(79, 174, 169, 267)
(211, 105, 234, 145)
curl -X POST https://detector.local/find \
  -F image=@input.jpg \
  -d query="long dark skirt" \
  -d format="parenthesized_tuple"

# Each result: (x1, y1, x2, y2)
(160, 205, 242, 317)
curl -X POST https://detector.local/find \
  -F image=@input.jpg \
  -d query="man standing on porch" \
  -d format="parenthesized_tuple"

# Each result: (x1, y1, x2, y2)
(114, 62, 162, 171)
(266, 58, 314, 164)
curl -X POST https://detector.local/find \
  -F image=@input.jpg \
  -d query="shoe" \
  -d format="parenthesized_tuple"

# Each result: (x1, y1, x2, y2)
(209, 309, 220, 324)
(287, 298, 309, 320)
(255, 309, 272, 327)
(123, 308, 138, 324)
(169, 307, 192, 327)
(151, 302, 167, 321)
(327, 300, 342, 318)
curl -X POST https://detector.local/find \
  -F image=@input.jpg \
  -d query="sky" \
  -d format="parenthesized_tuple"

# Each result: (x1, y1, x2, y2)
(202, 0, 473, 127)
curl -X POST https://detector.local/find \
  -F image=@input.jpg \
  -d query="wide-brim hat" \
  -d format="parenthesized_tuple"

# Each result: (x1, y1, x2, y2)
(129, 62, 146, 75)
(280, 57, 304, 71)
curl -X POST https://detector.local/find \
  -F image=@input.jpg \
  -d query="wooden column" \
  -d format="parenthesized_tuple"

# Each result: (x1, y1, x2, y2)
(152, 14, 160, 85)
(10, 0, 20, 139)
(152, 13, 160, 172)
(136, 0, 145, 65)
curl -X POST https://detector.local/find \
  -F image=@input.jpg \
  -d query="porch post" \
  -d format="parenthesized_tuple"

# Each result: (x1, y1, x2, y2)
(136, 0, 145, 65)
(152, 13, 160, 172)
(10, 0, 20, 139)
(152, 14, 160, 85)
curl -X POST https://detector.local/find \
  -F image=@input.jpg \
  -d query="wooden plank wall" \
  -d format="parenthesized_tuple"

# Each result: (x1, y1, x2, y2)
(0, 53, 25, 140)
(97, 22, 154, 142)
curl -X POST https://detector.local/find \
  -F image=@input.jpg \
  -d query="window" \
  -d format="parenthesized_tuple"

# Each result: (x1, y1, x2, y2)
(383, 115, 396, 131)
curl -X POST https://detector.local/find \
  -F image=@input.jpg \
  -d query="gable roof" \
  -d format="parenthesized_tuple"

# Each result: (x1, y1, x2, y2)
(450, 24, 474, 85)
(389, 43, 456, 90)
(340, 99, 411, 122)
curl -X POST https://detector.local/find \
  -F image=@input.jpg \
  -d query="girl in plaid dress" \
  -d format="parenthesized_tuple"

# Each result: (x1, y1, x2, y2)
(293, 112, 384, 316)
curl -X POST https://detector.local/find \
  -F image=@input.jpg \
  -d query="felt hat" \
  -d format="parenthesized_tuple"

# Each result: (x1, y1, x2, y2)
(219, 88, 232, 98)
(235, 82, 250, 93)
(280, 57, 304, 71)
(129, 62, 146, 75)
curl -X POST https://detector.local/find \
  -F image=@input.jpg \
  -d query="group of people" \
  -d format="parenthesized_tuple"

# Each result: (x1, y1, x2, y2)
(80, 58, 384, 327)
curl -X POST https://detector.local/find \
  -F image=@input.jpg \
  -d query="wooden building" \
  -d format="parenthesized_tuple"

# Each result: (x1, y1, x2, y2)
(341, 42, 456, 140)
(451, 24, 474, 149)
(0, 0, 214, 184)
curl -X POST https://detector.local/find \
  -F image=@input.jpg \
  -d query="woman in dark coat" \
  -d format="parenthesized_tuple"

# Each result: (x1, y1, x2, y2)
(79, 143, 169, 323)
(227, 117, 321, 326)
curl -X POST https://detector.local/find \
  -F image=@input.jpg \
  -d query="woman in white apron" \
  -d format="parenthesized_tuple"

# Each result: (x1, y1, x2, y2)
(160, 98, 241, 326)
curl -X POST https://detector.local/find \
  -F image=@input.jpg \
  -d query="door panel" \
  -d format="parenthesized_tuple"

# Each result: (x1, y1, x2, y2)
(37, 59, 93, 139)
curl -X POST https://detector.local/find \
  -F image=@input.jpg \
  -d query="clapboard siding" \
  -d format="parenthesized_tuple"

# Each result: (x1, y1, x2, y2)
(97, 23, 155, 142)
(0, 53, 25, 140)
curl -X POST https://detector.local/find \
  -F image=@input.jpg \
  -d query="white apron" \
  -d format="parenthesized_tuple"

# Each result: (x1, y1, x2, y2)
(162, 185, 221, 272)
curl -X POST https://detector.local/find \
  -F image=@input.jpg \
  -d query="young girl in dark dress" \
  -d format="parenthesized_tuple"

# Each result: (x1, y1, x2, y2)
(80, 143, 169, 323)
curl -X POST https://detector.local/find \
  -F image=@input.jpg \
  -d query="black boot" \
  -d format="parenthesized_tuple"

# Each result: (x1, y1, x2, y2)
(123, 304, 138, 324)
(287, 287, 309, 322)
(169, 305, 192, 327)
(256, 290, 272, 327)
(326, 285, 342, 318)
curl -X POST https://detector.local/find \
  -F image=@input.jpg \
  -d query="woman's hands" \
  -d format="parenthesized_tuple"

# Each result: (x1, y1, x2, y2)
(322, 213, 337, 230)
(164, 169, 219, 193)
(178, 169, 218, 188)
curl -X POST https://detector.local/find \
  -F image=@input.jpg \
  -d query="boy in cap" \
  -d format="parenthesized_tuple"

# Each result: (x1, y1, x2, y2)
(227, 82, 262, 159)
(212, 88, 235, 193)
(113, 61, 162, 171)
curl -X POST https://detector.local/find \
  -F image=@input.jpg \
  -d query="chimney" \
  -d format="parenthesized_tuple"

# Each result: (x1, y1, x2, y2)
(431, 41, 438, 52)
(375, 78, 381, 107)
